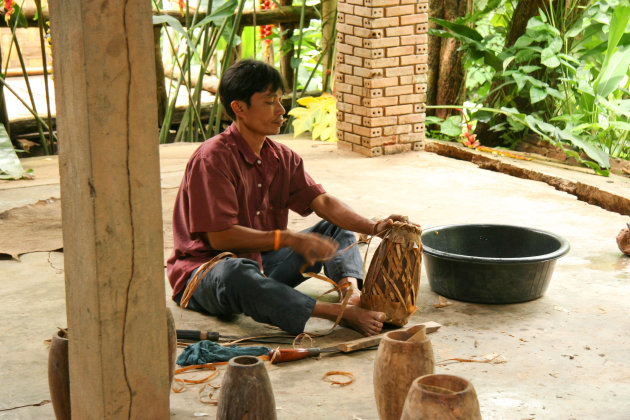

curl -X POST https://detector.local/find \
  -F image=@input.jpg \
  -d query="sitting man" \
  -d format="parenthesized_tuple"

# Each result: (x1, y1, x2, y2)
(167, 59, 408, 336)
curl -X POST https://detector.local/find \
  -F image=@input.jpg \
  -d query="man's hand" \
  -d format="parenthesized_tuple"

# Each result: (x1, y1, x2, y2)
(285, 232, 339, 266)
(372, 214, 415, 237)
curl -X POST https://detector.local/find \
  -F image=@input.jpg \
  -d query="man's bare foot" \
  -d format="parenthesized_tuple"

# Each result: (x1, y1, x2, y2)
(341, 305, 385, 336)
(338, 277, 362, 306)
(312, 301, 385, 336)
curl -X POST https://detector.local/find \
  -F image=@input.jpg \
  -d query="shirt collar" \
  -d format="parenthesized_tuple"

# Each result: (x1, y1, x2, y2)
(228, 123, 280, 164)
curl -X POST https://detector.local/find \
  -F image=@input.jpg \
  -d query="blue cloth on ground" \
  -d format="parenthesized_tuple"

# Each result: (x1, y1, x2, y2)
(176, 340, 271, 366)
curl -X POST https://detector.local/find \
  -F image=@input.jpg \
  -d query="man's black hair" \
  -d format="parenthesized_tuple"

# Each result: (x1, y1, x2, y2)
(218, 59, 286, 120)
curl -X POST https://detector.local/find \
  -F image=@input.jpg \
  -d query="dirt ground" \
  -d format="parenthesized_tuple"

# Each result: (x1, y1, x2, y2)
(1, 136, 629, 419)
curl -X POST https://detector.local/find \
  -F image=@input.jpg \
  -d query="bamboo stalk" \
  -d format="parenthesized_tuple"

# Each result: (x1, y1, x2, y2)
(34, 0, 55, 154)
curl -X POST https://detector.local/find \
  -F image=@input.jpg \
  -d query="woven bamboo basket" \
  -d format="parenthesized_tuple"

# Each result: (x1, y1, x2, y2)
(361, 221, 422, 326)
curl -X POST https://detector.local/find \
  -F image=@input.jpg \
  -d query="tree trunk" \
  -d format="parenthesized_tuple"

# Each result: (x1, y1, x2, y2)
(428, 0, 472, 120)
(320, 0, 336, 92)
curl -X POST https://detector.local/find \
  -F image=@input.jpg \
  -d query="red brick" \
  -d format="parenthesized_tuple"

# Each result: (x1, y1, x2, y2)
(352, 85, 366, 97)
(336, 63, 352, 75)
(347, 0, 364, 4)
(368, 107, 383, 117)
(399, 0, 416, 4)
(385, 25, 415, 37)
(383, 143, 412, 154)
(385, 104, 413, 116)
(337, 3, 354, 14)
(345, 14, 364, 26)
(414, 73, 428, 83)
(336, 22, 353, 35)
(365, 0, 401, 6)
(345, 34, 364, 47)
(362, 96, 398, 107)
(413, 141, 424, 151)
(399, 75, 413, 84)
(398, 113, 425, 124)
(385, 4, 415, 16)
(368, 29, 384, 39)
(367, 88, 383, 98)
(387, 45, 415, 57)
(337, 43, 354, 55)
(335, 73, 344, 83)
(345, 75, 363, 86)
(337, 101, 352, 112)
(352, 105, 370, 116)
(399, 93, 424, 104)
(399, 132, 426, 143)
(344, 93, 362, 105)
(365, 57, 399, 69)
(413, 122, 426, 132)
(384, 124, 412, 135)
(335, 82, 352, 93)
(353, 144, 383, 157)
(385, 65, 414, 77)
(416, 2, 429, 13)
(336, 32, 345, 44)
(363, 17, 399, 29)
(401, 13, 428, 25)
(400, 34, 428, 45)
(345, 113, 362, 125)
(355, 47, 385, 59)
(354, 66, 382, 78)
(361, 136, 394, 147)
(345, 55, 363, 67)
(414, 83, 427, 93)
(337, 14, 345, 24)
(415, 63, 428, 74)
(414, 96, 427, 108)
(355, 125, 383, 137)
(337, 121, 353, 131)
(354, 5, 384, 17)
(364, 77, 398, 88)
(362, 116, 398, 127)
(353, 27, 372, 38)
(415, 44, 428, 54)
(337, 139, 353, 150)
(385, 85, 414, 96)
(345, 132, 361, 144)
(400, 55, 425, 65)
(415, 23, 428, 33)
(337, 111, 344, 122)
(363, 37, 400, 49)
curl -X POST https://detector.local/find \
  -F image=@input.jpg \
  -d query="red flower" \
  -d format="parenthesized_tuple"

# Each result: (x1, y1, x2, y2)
(178, 0, 184, 16)
(4, 0, 15, 21)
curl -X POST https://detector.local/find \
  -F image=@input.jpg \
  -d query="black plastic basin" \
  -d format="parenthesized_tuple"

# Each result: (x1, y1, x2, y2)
(421, 224, 570, 304)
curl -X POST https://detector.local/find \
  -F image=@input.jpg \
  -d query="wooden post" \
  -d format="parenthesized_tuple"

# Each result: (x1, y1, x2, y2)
(48, 1, 170, 418)
(154, 26, 168, 125)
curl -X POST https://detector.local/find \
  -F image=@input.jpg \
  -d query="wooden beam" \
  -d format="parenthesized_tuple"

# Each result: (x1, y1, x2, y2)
(4, 5, 319, 28)
(48, 0, 170, 418)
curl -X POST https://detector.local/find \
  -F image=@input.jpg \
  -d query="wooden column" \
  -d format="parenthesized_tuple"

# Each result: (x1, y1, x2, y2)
(48, 1, 170, 418)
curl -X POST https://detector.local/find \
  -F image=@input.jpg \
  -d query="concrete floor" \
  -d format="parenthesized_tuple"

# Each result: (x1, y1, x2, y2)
(1, 137, 629, 419)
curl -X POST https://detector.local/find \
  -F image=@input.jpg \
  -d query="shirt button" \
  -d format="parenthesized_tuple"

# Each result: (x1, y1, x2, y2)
(257, 183, 262, 188)
(256, 159, 262, 165)
(256, 210, 261, 215)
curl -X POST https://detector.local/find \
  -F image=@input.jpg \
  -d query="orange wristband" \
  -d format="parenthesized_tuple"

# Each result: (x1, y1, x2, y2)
(273, 229, 281, 251)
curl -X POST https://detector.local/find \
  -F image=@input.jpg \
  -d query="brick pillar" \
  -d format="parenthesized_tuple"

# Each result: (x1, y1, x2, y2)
(335, 0, 428, 157)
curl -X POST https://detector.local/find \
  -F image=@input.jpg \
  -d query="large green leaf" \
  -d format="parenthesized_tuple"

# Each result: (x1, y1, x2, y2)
(529, 86, 547, 104)
(0, 124, 29, 180)
(596, 45, 630, 97)
(191, 0, 238, 28)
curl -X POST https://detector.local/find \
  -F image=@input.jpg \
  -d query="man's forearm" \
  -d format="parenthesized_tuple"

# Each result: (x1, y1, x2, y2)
(206, 225, 277, 253)
(310, 194, 376, 235)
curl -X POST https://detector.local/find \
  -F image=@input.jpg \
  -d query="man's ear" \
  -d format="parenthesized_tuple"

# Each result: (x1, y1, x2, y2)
(230, 100, 245, 116)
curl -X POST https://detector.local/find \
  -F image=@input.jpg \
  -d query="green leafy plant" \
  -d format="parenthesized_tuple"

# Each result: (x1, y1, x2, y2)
(287, 93, 337, 142)
(431, 0, 630, 174)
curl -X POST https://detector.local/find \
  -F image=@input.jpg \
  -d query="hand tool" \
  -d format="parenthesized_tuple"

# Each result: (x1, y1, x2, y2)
(269, 321, 441, 364)
(176, 329, 294, 345)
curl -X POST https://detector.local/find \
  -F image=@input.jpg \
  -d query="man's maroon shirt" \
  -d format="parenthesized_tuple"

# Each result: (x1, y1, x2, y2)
(167, 123, 325, 297)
